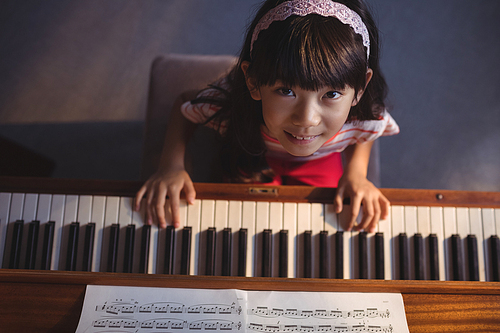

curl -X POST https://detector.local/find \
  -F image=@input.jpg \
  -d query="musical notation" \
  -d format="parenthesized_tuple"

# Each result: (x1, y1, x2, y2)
(75, 287, 409, 333)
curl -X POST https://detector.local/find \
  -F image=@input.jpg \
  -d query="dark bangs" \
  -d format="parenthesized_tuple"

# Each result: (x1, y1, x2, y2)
(249, 14, 368, 94)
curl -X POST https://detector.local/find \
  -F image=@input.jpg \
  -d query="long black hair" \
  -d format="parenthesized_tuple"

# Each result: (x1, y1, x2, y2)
(192, 0, 388, 182)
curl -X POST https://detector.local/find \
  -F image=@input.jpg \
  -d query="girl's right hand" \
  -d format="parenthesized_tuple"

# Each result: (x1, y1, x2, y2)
(134, 169, 196, 229)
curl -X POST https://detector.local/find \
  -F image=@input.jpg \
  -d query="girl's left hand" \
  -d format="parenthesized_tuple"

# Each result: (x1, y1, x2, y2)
(333, 172, 390, 233)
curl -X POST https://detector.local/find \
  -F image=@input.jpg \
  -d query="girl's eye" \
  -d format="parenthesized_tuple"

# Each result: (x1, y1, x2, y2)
(277, 88, 294, 96)
(324, 91, 341, 99)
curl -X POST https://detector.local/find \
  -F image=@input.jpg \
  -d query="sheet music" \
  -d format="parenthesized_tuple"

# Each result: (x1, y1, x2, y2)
(75, 286, 409, 333)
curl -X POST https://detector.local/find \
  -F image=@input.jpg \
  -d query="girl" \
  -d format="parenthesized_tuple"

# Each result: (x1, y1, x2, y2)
(135, 0, 399, 233)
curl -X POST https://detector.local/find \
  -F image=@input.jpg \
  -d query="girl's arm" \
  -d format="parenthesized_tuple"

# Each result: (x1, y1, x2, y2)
(334, 140, 390, 233)
(134, 91, 199, 228)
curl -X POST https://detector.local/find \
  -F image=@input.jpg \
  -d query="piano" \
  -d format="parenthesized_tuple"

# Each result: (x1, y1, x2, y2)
(0, 176, 499, 332)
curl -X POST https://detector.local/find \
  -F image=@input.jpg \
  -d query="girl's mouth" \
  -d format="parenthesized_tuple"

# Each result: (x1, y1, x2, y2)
(285, 131, 320, 144)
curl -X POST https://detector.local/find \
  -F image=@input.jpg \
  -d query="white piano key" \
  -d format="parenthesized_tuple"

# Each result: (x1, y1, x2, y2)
(443, 207, 457, 281)
(173, 199, 187, 275)
(416, 206, 431, 280)
(255, 201, 269, 277)
(324, 204, 338, 279)
(91, 196, 106, 272)
(131, 199, 147, 274)
(377, 210, 392, 280)
(76, 195, 93, 271)
(269, 202, 282, 277)
(59, 195, 78, 270)
(241, 201, 256, 277)
(336, 207, 351, 279)
(283, 202, 297, 278)
(214, 200, 229, 276)
(34, 194, 52, 270)
(482, 208, 496, 281)
(100, 196, 119, 272)
(0, 193, 12, 268)
(391, 206, 405, 280)
(187, 199, 202, 275)
(311, 203, 324, 279)
(456, 207, 469, 280)
(227, 200, 242, 276)
(198, 199, 215, 275)
(50, 194, 65, 270)
(148, 221, 159, 274)
(155, 200, 171, 274)
(296, 202, 311, 278)
(430, 206, 445, 281)
(404, 206, 417, 280)
(116, 197, 134, 273)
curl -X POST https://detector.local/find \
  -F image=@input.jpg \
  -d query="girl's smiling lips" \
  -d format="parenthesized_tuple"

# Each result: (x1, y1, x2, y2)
(284, 130, 320, 144)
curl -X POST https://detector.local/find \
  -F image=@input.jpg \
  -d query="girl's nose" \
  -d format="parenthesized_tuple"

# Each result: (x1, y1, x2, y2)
(291, 102, 321, 127)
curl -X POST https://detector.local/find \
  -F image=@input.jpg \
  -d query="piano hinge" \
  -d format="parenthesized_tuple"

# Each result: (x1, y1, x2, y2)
(248, 187, 278, 196)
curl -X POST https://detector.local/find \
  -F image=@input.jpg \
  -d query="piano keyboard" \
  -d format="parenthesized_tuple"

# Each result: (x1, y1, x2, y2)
(1, 182, 499, 282)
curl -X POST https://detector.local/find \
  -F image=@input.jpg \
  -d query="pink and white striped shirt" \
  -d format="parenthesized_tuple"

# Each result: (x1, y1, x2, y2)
(181, 81, 399, 162)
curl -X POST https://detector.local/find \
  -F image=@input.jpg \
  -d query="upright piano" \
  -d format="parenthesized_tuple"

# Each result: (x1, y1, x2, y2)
(0, 177, 499, 332)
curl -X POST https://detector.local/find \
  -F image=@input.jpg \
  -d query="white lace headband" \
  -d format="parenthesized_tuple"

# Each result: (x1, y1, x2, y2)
(250, 0, 370, 59)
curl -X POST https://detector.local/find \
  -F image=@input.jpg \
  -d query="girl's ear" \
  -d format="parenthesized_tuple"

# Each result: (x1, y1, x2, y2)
(351, 68, 373, 106)
(241, 61, 261, 101)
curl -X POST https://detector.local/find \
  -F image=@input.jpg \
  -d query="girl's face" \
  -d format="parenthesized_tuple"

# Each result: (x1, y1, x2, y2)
(250, 82, 359, 157)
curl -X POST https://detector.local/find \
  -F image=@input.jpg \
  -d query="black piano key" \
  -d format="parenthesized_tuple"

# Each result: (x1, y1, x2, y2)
(375, 232, 384, 279)
(466, 234, 479, 281)
(25, 220, 40, 270)
(262, 229, 272, 277)
(279, 230, 288, 278)
(398, 233, 409, 280)
(335, 231, 344, 279)
(490, 235, 500, 282)
(222, 228, 232, 276)
(139, 225, 151, 274)
(205, 227, 216, 276)
(180, 226, 191, 275)
(451, 234, 464, 281)
(123, 224, 135, 273)
(164, 226, 175, 274)
(107, 223, 120, 273)
(429, 234, 440, 280)
(358, 231, 368, 279)
(82, 223, 95, 272)
(319, 230, 328, 278)
(40, 221, 55, 270)
(303, 230, 312, 278)
(65, 222, 79, 271)
(9, 220, 24, 269)
(238, 228, 247, 277)
(414, 233, 424, 280)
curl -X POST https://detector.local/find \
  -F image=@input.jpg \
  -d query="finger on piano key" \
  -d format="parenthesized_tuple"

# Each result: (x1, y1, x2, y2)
(416, 206, 431, 280)
(490, 235, 500, 282)
(2, 193, 24, 269)
(262, 229, 272, 277)
(65, 222, 79, 271)
(296, 203, 311, 278)
(164, 225, 175, 274)
(58, 195, 78, 271)
(269, 202, 283, 278)
(40, 221, 55, 270)
(25, 220, 40, 270)
(186, 199, 202, 275)
(228, 201, 242, 277)
(468, 208, 485, 281)
(283, 202, 297, 279)
(19, 194, 38, 270)
(82, 222, 95, 272)
(279, 229, 288, 278)
(206, 227, 216, 276)
(430, 206, 446, 281)
(75, 195, 92, 272)
(374, 232, 384, 279)
(123, 224, 135, 273)
(90, 196, 106, 272)
(414, 233, 424, 280)
(9, 220, 24, 269)
(100, 196, 120, 272)
(222, 227, 232, 276)
(180, 226, 191, 275)
(0, 192, 13, 268)
(466, 234, 479, 281)
(241, 201, 256, 277)
(238, 228, 247, 276)
(255, 201, 269, 277)
(482, 208, 496, 281)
